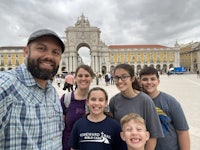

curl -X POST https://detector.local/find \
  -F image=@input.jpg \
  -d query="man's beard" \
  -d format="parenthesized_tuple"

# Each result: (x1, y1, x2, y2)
(27, 56, 59, 80)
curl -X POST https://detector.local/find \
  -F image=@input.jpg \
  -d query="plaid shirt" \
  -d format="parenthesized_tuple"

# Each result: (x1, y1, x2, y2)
(0, 63, 64, 150)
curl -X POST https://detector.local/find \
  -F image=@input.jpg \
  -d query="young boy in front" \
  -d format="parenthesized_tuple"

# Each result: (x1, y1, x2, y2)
(120, 113, 150, 150)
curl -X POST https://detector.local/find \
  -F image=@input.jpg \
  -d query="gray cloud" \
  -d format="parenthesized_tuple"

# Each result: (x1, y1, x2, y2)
(0, 0, 200, 47)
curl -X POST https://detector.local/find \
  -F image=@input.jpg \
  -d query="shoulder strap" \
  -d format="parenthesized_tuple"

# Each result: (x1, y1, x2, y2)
(64, 91, 72, 108)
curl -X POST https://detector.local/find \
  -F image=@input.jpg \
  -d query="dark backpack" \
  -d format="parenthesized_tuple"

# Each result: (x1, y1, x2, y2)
(105, 74, 109, 79)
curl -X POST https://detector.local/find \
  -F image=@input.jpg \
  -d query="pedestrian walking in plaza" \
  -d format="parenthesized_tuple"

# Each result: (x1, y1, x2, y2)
(64, 72, 74, 92)
(139, 67, 190, 150)
(120, 113, 150, 150)
(60, 64, 95, 150)
(105, 72, 110, 86)
(69, 87, 125, 150)
(110, 74, 115, 85)
(197, 70, 200, 78)
(56, 74, 62, 87)
(0, 29, 65, 149)
(109, 63, 163, 150)
(95, 72, 100, 85)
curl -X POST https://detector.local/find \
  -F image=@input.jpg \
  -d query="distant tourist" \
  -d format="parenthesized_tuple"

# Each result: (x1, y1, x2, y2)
(197, 70, 200, 78)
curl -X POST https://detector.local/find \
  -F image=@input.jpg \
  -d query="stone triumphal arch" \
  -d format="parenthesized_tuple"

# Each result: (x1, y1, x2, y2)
(60, 14, 109, 74)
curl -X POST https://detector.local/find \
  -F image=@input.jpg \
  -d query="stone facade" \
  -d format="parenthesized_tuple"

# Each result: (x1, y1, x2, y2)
(60, 14, 180, 74)
(2, 14, 200, 74)
(61, 14, 108, 74)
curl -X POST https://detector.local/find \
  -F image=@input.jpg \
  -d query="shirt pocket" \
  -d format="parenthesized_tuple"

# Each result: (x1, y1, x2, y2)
(51, 103, 65, 132)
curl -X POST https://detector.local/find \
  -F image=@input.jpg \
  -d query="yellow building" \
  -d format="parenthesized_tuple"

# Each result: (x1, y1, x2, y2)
(0, 46, 24, 71)
(108, 44, 180, 74)
(179, 41, 200, 72)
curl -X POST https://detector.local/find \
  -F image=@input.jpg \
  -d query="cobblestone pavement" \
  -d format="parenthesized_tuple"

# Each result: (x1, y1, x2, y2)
(53, 74, 200, 150)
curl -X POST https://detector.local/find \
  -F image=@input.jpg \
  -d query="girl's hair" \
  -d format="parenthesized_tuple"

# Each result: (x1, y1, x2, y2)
(87, 87, 108, 101)
(75, 64, 95, 78)
(113, 63, 141, 91)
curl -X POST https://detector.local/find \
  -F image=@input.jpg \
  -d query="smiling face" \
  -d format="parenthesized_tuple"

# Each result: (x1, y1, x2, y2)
(120, 120, 150, 150)
(114, 68, 134, 92)
(140, 74, 160, 98)
(86, 89, 108, 116)
(24, 36, 62, 80)
(75, 68, 93, 90)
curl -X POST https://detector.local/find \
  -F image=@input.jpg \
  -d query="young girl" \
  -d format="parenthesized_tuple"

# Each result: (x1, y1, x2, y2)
(69, 87, 125, 150)
(60, 64, 95, 150)
(120, 113, 150, 150)
(109, 63, 163, 150)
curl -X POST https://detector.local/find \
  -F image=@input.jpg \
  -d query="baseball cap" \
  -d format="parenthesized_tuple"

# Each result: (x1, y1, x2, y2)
(27, 29, 65, 53)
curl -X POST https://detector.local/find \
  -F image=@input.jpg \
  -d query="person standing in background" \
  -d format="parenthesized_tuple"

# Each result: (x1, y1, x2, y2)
(139, 66, 190, 150)
(197, 70, 200, 78)
(0, 29, 65, 149)
(65, 72, 74, 92)
(56, 74, 62, 87)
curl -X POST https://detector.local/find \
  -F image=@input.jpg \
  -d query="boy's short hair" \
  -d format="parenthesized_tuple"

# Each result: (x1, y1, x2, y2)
(139, 67, 159, 79)
(120, 113, 146, 130)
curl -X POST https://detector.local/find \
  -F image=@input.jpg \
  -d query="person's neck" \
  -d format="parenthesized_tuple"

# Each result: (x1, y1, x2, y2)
(74, 88, 89, 99)
(128, 145, 145, 150)
(87, 113, 106, 122)
(122, 88, 139, 98)
(35, 78, 47, 89)
(149, 90, 160, 99)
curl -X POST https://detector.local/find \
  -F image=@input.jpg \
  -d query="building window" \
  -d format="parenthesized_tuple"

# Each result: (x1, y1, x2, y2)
(118, 53, 120, 63)
(111, 53, 114, 63)
(124, 52, 127, 63)
(9, 59, 12, 66)
(150, 52, 153, 62)
(157, 52, 160, 62)
(144, 53, 147, 62)
(164, 52, 166, 62)
(170, 52, 173, 61)
(137, 53, 140, 63)
(16, 60, 19, 65)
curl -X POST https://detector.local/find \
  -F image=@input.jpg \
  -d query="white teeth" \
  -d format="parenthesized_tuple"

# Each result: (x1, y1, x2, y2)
(131, 138, 140, 143)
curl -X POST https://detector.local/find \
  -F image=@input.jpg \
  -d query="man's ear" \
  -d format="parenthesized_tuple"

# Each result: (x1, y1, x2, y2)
(23, 46, 29, 58)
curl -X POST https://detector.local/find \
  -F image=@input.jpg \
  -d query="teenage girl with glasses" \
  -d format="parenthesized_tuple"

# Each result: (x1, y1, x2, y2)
(109, 63, 163, 150)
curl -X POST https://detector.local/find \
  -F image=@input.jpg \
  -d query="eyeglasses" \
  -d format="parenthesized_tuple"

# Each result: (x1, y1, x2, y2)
(113, 75, 131, 81)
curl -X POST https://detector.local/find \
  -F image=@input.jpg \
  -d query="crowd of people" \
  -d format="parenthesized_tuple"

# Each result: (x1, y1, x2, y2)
(0, 28, 190, 150)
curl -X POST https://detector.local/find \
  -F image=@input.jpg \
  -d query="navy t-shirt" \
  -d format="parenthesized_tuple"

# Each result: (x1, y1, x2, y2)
(69, 116, 126, 150)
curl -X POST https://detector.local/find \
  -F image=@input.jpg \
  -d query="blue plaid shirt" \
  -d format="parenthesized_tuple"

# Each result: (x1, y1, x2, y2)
(0, 63, 64, 150)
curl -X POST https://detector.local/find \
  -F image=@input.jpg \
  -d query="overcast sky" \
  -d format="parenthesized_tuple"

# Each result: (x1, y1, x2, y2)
(1, 0, 200, 47)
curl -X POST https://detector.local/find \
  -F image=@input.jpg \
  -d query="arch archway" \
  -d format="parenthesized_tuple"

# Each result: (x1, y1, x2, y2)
(77, 44, 91, 66)
(62, 14, 108, 73)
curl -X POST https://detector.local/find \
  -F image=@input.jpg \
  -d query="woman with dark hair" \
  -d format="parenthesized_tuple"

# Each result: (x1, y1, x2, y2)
(109, 63, 163, 150)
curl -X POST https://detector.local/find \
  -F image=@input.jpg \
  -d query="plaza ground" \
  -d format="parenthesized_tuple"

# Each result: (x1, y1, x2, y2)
(53, 74, 200, 150)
